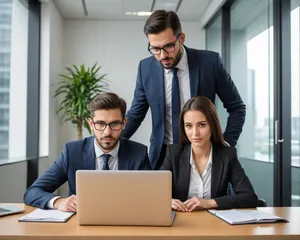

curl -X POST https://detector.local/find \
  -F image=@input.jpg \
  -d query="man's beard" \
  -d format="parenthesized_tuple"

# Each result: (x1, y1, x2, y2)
(159, 46, 183, 69)
(95, 134, 119, 152)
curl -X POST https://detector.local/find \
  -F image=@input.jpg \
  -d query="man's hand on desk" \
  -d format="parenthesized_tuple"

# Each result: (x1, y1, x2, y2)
(53, 194, 77, 212)
(172, 197, 218, 212)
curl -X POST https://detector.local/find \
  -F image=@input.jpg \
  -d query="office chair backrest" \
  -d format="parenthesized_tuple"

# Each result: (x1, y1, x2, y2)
(227, 184, 267, 207)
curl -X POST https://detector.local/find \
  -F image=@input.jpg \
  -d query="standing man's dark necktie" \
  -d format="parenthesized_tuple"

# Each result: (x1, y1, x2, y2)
(171, 67, 180, 144)
(102, 154, 111, 170)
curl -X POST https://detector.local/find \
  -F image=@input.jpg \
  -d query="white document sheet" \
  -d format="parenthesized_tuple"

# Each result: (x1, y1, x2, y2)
(19, 209, 75, 223)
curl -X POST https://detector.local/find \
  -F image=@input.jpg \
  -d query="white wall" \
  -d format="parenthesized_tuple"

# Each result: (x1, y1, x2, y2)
(39, 1, 66, 196)
(48, 1, 64, 164)
(60, 19, 205, 147)
(40, 1, 63, 164)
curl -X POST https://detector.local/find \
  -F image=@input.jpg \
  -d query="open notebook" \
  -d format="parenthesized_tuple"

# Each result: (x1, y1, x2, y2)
(208, 209, 288, 225)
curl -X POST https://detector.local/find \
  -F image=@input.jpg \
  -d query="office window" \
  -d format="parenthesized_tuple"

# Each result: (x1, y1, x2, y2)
(0, 72, 9, 88)
(0, 29, 10, 41)
(0, 92, 9, 103)
(0, 53, 10, 68)
(291, 0, 300, 206)
(229, 0, 274, 206)
(0, 0, 12, 160)
(0, 0, 29, 161)
(10, 0, 28, 159)
(0, 9, 11, 24)
(0, 108, 9, 125)
(0, 28, 10, 49)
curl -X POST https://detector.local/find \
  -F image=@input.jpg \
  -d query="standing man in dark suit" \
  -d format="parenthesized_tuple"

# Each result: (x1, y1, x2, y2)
(122, 10, 246, 170)
(24, 92, 151, 212)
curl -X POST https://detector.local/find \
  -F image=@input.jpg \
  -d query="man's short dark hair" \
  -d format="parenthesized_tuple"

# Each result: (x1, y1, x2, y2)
(144, 10, 182, 36)
(89, 92, 127, 119)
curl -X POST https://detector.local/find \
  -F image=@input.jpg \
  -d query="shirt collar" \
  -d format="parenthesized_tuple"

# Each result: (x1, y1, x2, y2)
(190, 144, 213, 170)
(164, 46, 188, 74)
(94, 139, 120, 159)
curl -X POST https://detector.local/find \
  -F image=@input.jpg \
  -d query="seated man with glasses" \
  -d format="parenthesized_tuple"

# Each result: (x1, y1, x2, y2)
(24, 92, 152, 212)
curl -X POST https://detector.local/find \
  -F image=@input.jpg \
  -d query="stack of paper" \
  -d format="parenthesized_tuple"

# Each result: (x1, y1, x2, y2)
(19, 209, 75, 223)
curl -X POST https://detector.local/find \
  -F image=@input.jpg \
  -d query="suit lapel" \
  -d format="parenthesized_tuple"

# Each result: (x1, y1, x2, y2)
(180, 145, 192, 200)
(118, 139, 129, 170)
(83, 137, 96, 170)
(211, 147, 224, 198)
(153, 59, 165, 120)
(185, 46, 200, 97)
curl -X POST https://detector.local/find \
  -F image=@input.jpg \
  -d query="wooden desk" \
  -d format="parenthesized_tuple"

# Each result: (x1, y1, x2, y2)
(0, 204, 299, 240)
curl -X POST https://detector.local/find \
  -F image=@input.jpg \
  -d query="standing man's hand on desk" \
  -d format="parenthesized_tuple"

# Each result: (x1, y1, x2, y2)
(53, 195, 77, 212)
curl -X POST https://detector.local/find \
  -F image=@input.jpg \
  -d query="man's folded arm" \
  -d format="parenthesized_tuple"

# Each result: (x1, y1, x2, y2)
(23, 144, 69, 209)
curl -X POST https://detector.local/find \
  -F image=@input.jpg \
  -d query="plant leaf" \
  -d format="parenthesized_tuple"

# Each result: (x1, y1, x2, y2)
(54, 62, 109, 138)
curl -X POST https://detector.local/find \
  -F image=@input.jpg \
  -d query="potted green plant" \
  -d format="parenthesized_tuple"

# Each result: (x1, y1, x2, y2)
(55, 62, 108, 139)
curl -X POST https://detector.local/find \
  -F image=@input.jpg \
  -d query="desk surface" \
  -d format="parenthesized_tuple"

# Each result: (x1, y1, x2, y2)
(0, 204, 299, 240)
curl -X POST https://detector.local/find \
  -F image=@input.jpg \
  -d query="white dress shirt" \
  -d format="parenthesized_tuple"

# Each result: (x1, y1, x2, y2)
(187, 145, 213, 199)
(94, 140, 119, 171)
(164, 47, 191, 144)
(47, 139, 120, 209)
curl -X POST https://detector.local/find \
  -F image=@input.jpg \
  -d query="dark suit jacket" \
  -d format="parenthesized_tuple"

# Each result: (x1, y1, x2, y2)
(160, 144, 257, 209)
(122, 47, 246, 168)
(23, 137, 152, 209)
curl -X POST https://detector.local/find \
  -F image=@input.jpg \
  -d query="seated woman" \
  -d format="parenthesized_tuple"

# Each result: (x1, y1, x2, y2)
(161, 96, 257, 212)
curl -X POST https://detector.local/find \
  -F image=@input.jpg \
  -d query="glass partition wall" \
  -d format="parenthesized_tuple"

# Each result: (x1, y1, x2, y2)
(207, 0, 275, 205)
(230, 0, 274, 206)
(207, 0, 300, 206)
(291, 0, 300, 206)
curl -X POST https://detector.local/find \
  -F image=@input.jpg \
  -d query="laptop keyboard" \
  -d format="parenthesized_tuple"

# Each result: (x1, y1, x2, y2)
(0, 207, 11, 213)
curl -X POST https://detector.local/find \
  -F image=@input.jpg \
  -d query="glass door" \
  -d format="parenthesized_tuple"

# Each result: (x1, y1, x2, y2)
(229, 0, 274, 206)
(291, 0, 300, 206)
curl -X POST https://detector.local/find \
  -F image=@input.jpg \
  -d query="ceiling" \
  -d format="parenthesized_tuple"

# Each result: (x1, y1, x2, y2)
(54, 0, 212, 21)
(230, 0, 270, 30)
(208, 0, 272, 30)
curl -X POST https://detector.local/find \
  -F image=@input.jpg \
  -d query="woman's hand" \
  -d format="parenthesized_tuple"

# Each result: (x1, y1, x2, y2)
(172, 199, 189, 212)
(184, 197, 218, 212)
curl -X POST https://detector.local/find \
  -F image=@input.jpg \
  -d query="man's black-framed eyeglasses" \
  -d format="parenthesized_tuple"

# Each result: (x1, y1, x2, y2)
(148, 33, 182, 55)
(92, 120, 123, 131)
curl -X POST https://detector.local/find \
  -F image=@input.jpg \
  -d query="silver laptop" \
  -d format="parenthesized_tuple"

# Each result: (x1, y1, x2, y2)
(76, 170, 175, 226)
(0, 204, 25, 217)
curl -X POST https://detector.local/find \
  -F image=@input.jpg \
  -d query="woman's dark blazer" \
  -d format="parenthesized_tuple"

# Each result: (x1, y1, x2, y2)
(160, 144, 258, 209)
